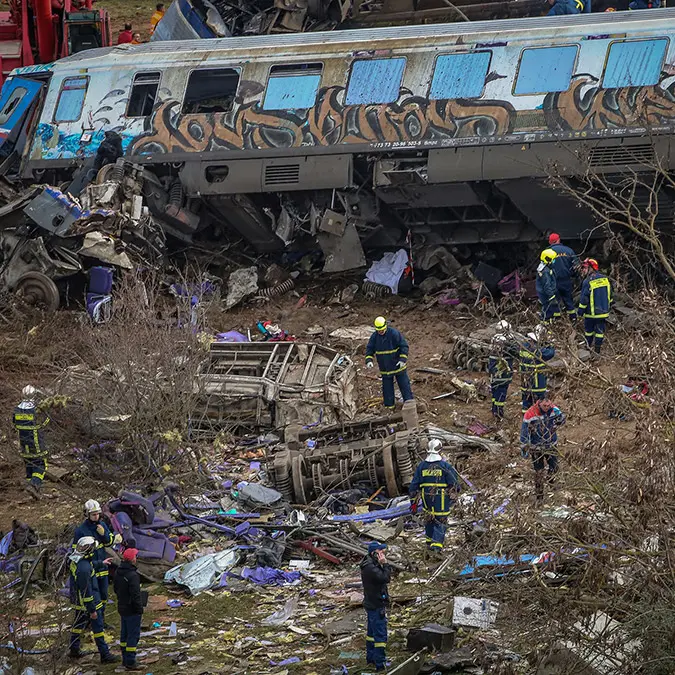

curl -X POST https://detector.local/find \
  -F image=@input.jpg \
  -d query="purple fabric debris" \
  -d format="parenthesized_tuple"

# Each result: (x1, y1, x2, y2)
(0, 531, 13, 556)
(240, 566, 301, 586)
(249, 461, 261, 471)
(329, 503, 410, 523)
(214, 331, 249, 343)
(222, 480, 233, 489)
(467, 421, 489, 436)
(167, 599, 184, 608)
(270, 657, 301, 666)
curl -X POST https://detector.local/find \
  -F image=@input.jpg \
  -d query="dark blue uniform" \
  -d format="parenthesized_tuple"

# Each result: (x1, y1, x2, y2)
(548, 0, 585, 14)
(12, 401, 50, 489)
(520, 402, 567, 499)
(550, 243, 579, 316)
(409, 459, 460, 549)
(360, 554, 391, 670)
(73, 519, 114, 622)
(69, 553, 112, 659)
(488, 353, 514, 419)
(519, 339, 555, 411)
(114, 559, 144, 667)
(365, 326, 413, 409)
(536, 263, 560, 323)
(578, 271, 612, 353)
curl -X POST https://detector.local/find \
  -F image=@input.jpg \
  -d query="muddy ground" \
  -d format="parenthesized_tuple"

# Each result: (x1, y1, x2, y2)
(0, 274, 641, 675)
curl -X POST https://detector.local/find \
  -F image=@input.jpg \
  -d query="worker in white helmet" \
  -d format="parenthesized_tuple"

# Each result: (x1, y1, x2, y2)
(408, 439, 460, 556)
(12, 385, 50, 499)
(68, 536, 119, 663)
(72, 499, 122, 627)
(365, 316, 413, 410)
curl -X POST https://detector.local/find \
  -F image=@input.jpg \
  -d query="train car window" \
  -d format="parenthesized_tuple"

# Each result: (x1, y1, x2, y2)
(263, 63, 323, 110)
(345, 58, 406, 105)
(430, 52, 491, 100)
(602, 39, 668, 89)
(182, 68, 240, 114)
(53, 76, 88, 123)
(514, 46, 578, 96)
(127, 72, 161, 117)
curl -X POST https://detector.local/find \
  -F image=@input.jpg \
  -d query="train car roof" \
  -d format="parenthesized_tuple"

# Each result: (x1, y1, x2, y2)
(56, 8, 675, 67)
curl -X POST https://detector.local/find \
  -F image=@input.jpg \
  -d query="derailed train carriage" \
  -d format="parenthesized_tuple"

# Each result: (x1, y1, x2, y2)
(3, 9, 675, 266)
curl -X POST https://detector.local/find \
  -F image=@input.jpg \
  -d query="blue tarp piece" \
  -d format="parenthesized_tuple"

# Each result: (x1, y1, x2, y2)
(238, 566, 301, 586)
(329, 503, 411, 523)
(0, 531, 12, 556)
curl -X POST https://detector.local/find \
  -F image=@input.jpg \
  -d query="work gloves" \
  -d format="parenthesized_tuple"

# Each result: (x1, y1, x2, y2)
(396, 361, 405, 369)
(113, 534, 123, 545)
(410, 500, 419, 515)
(96, 524, 105, 536)
(366, 361, 374, 369)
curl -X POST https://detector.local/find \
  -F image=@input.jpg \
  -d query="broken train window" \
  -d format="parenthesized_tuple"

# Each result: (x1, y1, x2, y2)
(0, 87, 27, 125)
(127, 71, 161, 117)
(263, 63, 323, 110)
(182, 68, 240, 115)
(53, 76, 88, 123)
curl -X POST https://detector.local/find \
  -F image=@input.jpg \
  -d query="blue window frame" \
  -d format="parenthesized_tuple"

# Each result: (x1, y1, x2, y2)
(54, 76, 88, 123)
(514, 46, 578, 95)
(263, 63, 323, 110)
(430, 52, 491, 100)
(345, 58, 406, 105)
(602, 39, 668, 89)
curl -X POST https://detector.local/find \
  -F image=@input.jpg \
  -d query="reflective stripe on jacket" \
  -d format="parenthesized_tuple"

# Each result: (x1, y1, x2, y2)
(69, 556, 102, 612)
(578, 272, 612, 318)
(519, 341, 555, 393)
(365, 326, 409, 375)
(409, 460, 460, 516)
(13, 401, 49, 457)
(73, 519, 115, 570)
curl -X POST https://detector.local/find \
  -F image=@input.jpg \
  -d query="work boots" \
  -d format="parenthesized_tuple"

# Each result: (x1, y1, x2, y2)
(100, 653, 120, 664)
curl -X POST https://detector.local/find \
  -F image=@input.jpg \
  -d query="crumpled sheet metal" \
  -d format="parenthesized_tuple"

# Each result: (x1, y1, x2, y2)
(164, 548, 240, 595)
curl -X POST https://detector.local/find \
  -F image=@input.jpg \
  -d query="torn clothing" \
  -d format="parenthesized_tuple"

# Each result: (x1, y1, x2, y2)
(365, 326, 409, 375)
(360, 555, 392, 610)
(13, 401, 50, 458)
(578, 272, 612, 319)
(409, 459, 460, 517)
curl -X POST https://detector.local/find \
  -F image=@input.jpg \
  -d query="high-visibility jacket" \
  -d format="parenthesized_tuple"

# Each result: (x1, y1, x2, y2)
(578, 272, 612, 318)
(365, 327, 409, 376)
(73, 519, 114, 578)
(69, 554, 103, 613)
(13, 401, 50, 458)
(548, 0, 584, 14)
(409, 460, 460, 517)
(488, 354, 514, 386)
(519, 340, 555, 394)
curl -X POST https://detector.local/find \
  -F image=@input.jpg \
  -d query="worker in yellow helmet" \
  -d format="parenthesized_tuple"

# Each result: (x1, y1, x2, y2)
(537, 249, 561, 324)
(365, 316, 413, 410)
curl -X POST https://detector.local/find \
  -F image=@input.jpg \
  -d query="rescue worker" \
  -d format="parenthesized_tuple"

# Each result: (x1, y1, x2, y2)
(536, 249, 561, 323)
(546, 0, 587, 14)
(520, 399, 566, 503)
(488, 334, 515, 420)
(12, 385, 50, 499)
(548, 233, 580, 318)
(409, 439, 460, 554)
(114, 547, 145, 671)
(149, 3, 165, 33)
(360, 542, 392, 672)
(73, 500, 122, 627)
(365, 316, 413, 410)
(118, 23, 133, 44)
(578, 258, 612, 354)
(68, 536, 119, 663)
(519, 325, 555, 412)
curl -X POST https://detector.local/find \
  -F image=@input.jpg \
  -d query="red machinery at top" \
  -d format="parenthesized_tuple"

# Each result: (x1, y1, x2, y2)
(0, 0, 111, 84)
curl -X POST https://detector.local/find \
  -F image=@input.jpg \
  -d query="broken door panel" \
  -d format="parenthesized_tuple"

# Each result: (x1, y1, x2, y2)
(0, 78, 43, 158)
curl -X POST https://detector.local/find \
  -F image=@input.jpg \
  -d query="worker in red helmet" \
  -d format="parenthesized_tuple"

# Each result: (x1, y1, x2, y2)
(547, 233, 580, 318)
(578, 259, 612, 354)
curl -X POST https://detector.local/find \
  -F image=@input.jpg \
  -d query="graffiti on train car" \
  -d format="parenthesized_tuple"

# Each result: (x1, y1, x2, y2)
(543, 74, 675, 130)
(126, 77, 675, 156)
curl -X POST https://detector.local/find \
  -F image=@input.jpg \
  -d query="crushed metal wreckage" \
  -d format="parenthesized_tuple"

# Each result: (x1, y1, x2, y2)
(192, 340, 357, 438)
(0, 158, 167, 310)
